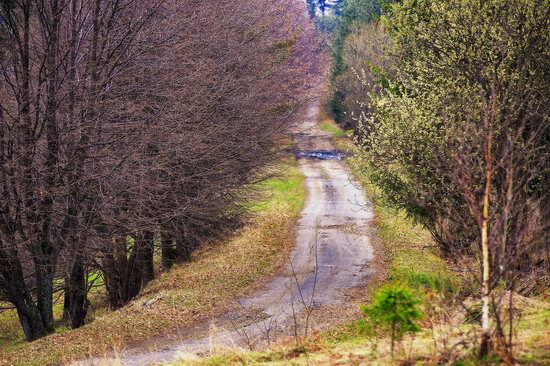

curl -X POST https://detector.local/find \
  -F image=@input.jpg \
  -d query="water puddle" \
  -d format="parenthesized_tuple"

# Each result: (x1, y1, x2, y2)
(295, 150, 348, 160)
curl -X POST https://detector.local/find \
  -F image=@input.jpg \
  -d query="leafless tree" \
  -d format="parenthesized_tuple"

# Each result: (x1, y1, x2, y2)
(0, 0, 318, 341)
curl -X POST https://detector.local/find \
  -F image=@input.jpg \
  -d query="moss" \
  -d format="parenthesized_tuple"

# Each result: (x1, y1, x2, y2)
(319, 122, 347, 137)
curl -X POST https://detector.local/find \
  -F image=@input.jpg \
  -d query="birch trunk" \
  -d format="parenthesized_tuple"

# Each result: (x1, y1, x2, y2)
(480, 87, 497, 357)
(480, 178, 491, 357)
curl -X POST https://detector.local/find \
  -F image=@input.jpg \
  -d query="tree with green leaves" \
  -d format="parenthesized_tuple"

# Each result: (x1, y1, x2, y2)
(333, 0, 344, 16)
(328, 0, 394, 126)
(332, 0, 386, 77)
(358, 0, 550, 360)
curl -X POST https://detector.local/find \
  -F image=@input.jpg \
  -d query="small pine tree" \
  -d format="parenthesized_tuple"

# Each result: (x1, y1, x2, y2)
(362, 284, 423, 357)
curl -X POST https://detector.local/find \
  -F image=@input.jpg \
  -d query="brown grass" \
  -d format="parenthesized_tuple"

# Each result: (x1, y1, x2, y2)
(170, 112, 550, 366)
(0, 160, 305, 366)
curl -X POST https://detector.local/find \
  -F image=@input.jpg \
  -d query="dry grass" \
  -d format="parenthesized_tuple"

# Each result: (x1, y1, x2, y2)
(0, 159, 305, 366)
(175, 113, 550, 365)
(316, 112, 353, 151)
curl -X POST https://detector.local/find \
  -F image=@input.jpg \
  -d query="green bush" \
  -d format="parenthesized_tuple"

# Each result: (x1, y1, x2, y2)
(328, 0, 395, 127)
(354, 0, 550, 269)
(361, 284, 423, 356)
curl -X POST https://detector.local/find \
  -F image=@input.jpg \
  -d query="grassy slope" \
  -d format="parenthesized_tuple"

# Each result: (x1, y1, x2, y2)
(0, 159, 305, 366)
(319, 115, 450, 292)
(175, 115, 550, 366)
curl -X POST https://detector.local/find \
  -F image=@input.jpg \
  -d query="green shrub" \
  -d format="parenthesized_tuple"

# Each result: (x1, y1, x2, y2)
(361, 283, 423, 356)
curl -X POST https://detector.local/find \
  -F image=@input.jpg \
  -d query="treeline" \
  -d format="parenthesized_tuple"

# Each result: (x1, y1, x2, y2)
(330, 0, 549, 361)
(324, 0, 393, 128)
(0, 0, 316, 341)
(306, 0, 344, 18)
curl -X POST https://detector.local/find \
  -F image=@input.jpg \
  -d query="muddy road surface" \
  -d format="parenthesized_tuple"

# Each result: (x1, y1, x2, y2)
(78, 102, 374, 365)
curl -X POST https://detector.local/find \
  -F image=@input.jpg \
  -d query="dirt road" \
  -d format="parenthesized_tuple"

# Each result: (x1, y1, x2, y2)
(80, 102, 374, 365)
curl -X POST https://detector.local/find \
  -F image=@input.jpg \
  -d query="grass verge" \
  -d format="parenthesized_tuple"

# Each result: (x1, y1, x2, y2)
(168, 112, 451, 366)
(174, 112, 550, 365)
(318, 122, 352, 139)
(0, 158, 305, 366)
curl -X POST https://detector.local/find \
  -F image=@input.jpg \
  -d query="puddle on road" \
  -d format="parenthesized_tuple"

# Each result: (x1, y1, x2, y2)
(295, 150, 348, 160)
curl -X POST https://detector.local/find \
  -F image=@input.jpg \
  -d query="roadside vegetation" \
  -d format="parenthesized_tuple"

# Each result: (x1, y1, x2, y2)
(172, 109, 549, 366)
(1, 1, 548, 365)
(326, 0, 549, 363)
(320, 116, 549, 365)
(0, 0, 317, 353)
(0, 160, 306, 366)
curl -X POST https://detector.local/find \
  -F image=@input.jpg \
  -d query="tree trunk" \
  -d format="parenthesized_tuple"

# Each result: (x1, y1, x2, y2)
(161, 231, 176, 270)
(33, 245, 55, 333)
(126, 238, 140, 299)
(66, 251, 88, 328)
(103, 238, 129, 308)
(13, 0, 54, 340)
(480, 175, 492, 358)
(142, 231, 155, 285)
(63, 270, 71, 320)
(103, 253, 122, 309)
(480, 90, 496, 358)
(13, 296, 48, 342)
(125, 231, 155, 300)
(1, 258, 49, 341)
(115, 238, 129, 304)
(175, 237, 194, 263)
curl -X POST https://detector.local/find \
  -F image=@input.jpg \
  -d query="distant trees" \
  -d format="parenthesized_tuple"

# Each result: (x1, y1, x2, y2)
(353, 0, 549, 360)
(332, 0, 344, 16)
(318, 0, 326, 15)
(308, 0, 342, 32)
(307, 0, 317, 18)
(331, 22, 392, 129)
(326, 0, 393, 127)
(0, 0, 316, 341)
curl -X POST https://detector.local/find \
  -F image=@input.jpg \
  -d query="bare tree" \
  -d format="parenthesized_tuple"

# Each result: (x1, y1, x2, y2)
(0, 0, 161, 338)
(0, 0, 318, 340)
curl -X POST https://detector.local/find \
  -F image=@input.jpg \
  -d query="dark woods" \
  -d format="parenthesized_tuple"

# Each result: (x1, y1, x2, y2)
(0, 0, 317, 341)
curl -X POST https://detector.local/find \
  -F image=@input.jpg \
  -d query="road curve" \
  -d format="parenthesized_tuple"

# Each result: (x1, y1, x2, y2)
(79, 102, 374, 365)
